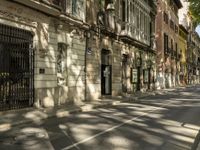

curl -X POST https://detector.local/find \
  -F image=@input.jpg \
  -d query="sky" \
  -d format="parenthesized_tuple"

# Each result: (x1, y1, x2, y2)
(196, 25, 200, 36)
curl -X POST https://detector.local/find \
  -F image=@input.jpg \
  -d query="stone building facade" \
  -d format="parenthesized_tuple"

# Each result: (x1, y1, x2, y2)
(156, 0, 182, 89)
(0, 0, 157, 110)
(0, 0, 89, 109)
(178, 0, 200, 85)
(187, 31, 200, 84)
(179, 25, 188, 85)
(85, 0, 157, 100)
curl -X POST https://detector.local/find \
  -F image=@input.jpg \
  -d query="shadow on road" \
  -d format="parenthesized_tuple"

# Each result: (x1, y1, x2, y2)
(191, 130, 200, 150)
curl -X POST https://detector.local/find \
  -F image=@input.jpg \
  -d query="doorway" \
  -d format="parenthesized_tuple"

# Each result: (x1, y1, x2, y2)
(0, 24, 34, 111)
(101, 50, 112, 95)
(122, 54, 128, 93)
(136, 67, 141, 91)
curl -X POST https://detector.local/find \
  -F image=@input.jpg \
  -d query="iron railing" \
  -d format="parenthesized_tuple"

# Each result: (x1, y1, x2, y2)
(0, 24, 34, 111)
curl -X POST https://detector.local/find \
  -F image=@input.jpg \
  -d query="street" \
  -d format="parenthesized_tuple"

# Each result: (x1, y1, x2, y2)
(0, 85, 200, 150)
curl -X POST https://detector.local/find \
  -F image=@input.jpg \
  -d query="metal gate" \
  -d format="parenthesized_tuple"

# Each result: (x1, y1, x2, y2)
(0, 24, 34, 111)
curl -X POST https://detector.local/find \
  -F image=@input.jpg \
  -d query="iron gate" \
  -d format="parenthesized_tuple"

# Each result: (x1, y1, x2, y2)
(0, 24, 34, 111)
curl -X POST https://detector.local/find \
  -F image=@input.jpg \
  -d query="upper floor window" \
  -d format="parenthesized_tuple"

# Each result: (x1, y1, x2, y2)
(136, 6, 140, 28)
(163, 12, 168, 24)
(175, 25, 178, 33)
(171, 39, 174, 50)
(170, 20, 174, 30)
(65, 0, 85, 21)
(117, 0, 151, 44)
(51, 0, 61, 6)
(164, 33, 169, 53)
(121, 0, 126, 22)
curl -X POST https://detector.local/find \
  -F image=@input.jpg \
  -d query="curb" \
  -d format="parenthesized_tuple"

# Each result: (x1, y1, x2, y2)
(0, 88, 173, 129)
(0, 100, 118, 130)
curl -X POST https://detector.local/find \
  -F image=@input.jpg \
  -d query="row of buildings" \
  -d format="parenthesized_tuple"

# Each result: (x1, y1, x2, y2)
(0, 0, 199, 110)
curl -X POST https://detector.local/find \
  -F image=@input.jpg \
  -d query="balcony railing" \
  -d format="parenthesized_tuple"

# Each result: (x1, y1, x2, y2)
(40, 0, 62, 8)
(51, 0, 60, 5)
(165, 47, 171, 55)
(171, 50, 175, 59)
(119, 21, 150, 46)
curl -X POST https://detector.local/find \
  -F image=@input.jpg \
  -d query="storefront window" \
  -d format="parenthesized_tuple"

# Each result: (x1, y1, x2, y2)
(131, 68, 138, 83)
(143, 69, 148, 83)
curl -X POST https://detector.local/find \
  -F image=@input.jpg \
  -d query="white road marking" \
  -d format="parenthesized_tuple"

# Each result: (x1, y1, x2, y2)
(62, 102, 172, 150)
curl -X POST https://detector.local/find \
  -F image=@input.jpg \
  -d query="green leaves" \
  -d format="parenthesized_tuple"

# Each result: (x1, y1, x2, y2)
(189, 0, 200, 23)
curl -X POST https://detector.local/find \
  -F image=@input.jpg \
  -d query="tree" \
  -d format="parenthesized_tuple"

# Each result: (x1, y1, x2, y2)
(189, 0, 200, 23)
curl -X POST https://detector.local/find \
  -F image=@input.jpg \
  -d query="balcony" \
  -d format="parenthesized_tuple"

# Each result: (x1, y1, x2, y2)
(96, 10, 117, 37)
(165, 48, 171, 56)
(119, 21, 150, 46)
(12, 0, 62, 16)
(171, 50, 175, 59)
(40, 0, 61, 7)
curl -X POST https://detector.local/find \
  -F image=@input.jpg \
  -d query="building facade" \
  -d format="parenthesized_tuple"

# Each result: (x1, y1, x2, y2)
(187, 31, 200, 84)
(178, 0, 200, 85)
(179, 24, 188, 85)
(156, 0, 182, 89)
(0, 0, 89, 110)
(0, 0, 157, 110)
(86, 0, 157, 100)
(1, 0, 199, 111)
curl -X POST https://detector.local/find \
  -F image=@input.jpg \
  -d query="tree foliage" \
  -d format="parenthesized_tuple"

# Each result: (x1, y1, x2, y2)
(189, 0, 200, 23)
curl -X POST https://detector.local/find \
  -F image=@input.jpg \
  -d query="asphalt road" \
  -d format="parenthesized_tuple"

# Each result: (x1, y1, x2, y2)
(0, 85, 200, 150)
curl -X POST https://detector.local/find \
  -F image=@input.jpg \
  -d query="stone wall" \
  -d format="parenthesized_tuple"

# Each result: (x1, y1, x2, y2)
(0, 0, 87, 108)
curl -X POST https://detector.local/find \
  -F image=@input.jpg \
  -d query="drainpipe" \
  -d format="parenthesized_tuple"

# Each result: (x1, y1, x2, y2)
(84, 30, 91, 101)
(84, 33, 88, 101)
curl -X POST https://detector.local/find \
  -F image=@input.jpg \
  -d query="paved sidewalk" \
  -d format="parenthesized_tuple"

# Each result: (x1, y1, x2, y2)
(0, 86, 187, 131)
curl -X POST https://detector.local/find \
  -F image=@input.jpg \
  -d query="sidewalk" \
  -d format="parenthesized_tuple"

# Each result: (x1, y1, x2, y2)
(0, 87, 181, 131)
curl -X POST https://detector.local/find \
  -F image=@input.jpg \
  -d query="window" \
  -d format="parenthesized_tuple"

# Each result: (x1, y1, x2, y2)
(57, 43, 67, 74)
(127, 2, 129, 22)
(57, 43, 67, 85)
(130, 2, 133, 23)
(136, 7, 140, 28)
(164, 33, 169, 53)
(175, 43, 178, 58)
(163, 12, 168, 24)
(118, 0, 151, 43)
(66, 0, 85, 21)
(170, 20, 174, 30)
(171, 39, 173, 50)
(140, 11, 144, 32)
(131, 68, 138, 83)
(121, 0, 126, 22)
(143, 69, 149, 83)
(175, 25, 178, 33)
(119, 0, 126, 30)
